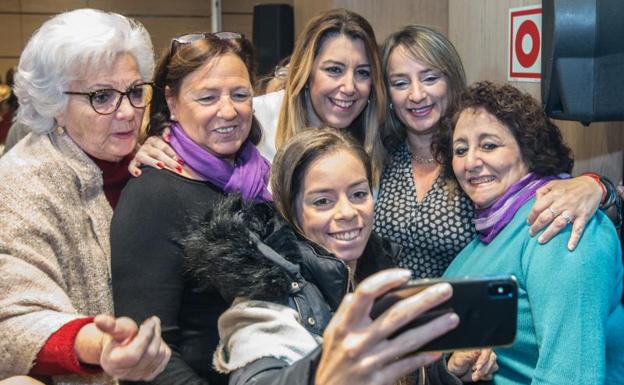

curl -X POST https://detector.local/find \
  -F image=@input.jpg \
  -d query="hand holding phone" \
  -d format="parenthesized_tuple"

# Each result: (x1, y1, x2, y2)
(369, 275, 518, 353)
(315, 269, 460, 385)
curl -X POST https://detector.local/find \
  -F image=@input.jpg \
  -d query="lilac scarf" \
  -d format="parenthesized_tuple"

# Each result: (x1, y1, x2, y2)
(168, 122, 272, 202)
(473, 172, 566, 243)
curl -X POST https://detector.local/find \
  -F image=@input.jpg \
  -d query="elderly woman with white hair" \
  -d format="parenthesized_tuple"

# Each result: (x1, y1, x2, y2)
(0, 8, 170, 385)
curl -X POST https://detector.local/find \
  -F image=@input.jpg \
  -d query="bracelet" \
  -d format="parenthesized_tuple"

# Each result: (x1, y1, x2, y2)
(581, 172, 607, 204)
(598, 175, 618, 210)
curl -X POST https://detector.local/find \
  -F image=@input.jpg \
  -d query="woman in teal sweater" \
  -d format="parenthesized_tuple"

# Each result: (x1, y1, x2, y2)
(433, 81, 624, 385)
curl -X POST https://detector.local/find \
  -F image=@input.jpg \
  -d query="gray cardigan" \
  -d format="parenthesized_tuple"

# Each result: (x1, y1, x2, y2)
(0, 130, 115, 385)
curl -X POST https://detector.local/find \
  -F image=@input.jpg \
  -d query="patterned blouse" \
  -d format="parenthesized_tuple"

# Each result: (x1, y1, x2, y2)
(374, 143, 476, 278)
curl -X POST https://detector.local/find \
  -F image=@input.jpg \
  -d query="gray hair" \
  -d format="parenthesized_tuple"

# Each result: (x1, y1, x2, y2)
(14, 8, 155, 133)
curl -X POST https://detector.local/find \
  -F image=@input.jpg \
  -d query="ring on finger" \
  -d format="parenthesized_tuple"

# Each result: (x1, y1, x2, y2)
(548, 207, 560, 217)
(560, 211, 574, 224)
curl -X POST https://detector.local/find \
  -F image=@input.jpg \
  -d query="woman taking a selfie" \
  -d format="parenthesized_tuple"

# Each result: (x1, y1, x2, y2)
(183, 129, 498, 385)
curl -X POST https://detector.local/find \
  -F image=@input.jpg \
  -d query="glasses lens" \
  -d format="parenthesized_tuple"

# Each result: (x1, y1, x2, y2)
(128, 83, 152, 108)
(91, 89, 120, 114)
(213, 32, 242, 40)
(174, 33, 207, 45)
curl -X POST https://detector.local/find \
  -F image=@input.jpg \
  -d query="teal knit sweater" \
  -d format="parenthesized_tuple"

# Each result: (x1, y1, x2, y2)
(444, 198, 624, 385)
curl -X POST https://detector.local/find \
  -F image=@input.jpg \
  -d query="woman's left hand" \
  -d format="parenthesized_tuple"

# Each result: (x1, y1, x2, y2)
(447, 348, 498, 382)
(95, 314, 171, 381)
(527, 176, 602, 250)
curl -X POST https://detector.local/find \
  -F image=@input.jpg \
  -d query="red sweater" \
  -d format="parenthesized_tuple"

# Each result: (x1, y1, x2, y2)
(30, 318, 101, 376)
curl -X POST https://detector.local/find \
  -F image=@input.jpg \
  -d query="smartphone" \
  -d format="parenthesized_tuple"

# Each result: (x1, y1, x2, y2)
(369, 275, 518, 352)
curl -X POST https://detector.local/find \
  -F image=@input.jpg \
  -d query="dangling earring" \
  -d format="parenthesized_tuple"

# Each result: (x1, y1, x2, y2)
(56, 126, 65, 135)
(389, 102, 394, 111)
(170, 113, 177, 121)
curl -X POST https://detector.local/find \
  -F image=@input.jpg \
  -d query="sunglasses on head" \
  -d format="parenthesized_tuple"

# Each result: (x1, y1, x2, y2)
(169, 32, 244, 57)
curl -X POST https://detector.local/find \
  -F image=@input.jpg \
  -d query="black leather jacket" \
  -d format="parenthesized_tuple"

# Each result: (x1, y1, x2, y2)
(183, 196, 461, 385)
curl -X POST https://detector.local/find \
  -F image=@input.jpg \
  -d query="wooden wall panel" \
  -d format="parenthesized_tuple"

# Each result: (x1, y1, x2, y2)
(20, 14, 50, 45)
(223, 14, 253, 39)
(137, 16, 212, 54)
(293, 0, 448, 43)
(224, 0, 294, 40)
(89, 0, 211, 16)
(223, 0, 293, 13)
(449, 0, 623, 182)
(0, 15, 22, 57)
(293, 0, 331, 39)
(20, 0, 87, 13)
(335, 0, 448, 41)
(0, 1, 21, 12)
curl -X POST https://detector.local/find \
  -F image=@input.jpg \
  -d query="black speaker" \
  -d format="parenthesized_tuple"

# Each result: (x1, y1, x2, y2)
(541, 0, 624, 123)
(252, 4, 294, 77)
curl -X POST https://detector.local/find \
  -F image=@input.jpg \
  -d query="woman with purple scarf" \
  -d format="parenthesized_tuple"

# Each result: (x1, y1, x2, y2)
(110, 32, 271, 385)
(434, 81, 624, 385)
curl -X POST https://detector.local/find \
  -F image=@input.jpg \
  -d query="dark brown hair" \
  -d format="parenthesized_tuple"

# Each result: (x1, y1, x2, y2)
(271, 128, 372, 235)
(433, 81, 574, 180)
(148, 33, 261, 144)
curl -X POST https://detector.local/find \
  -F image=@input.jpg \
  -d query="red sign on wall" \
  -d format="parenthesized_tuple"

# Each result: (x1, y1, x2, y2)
(509, 5, 542, 81)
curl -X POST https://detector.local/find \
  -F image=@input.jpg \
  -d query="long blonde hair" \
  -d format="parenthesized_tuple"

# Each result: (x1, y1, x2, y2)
(276, 8, 387, 183)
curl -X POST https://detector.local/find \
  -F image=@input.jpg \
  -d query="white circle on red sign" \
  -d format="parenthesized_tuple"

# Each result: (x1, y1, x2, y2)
(515, 19, 540, 68)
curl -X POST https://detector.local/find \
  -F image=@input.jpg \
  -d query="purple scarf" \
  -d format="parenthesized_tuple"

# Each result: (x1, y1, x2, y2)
(473, 172, 563, 243)
(168, 122, 272, 202)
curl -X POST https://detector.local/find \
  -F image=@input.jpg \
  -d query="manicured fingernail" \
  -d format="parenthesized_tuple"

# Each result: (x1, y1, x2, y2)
(435, 282, 452, 296)
(134, 170, 141, 177)
(156, 161, 164, 169)
(538, 236, 545, 244)
(176, 165, 183, 173)
(177, 158, 184, 165)
(447, 313, 460, 327)
(163, 133, 171, 142)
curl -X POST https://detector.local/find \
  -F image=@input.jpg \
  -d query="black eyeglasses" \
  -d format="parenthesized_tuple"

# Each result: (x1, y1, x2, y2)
(170, 32, 244, 57)
(64, 82, 154, 115)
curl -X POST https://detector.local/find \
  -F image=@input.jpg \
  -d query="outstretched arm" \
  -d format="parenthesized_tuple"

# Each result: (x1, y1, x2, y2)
(229, 269, 461, 385)
(75, 315, 171, 381)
